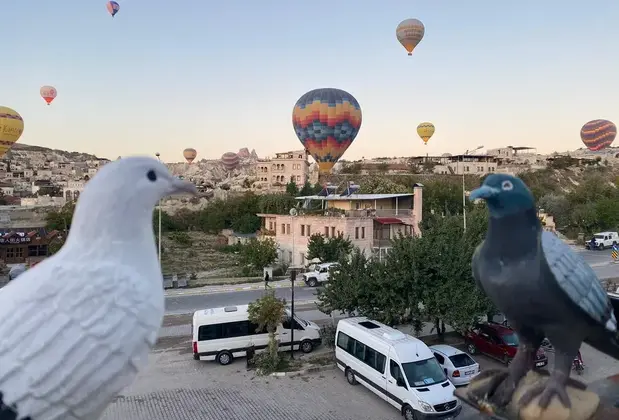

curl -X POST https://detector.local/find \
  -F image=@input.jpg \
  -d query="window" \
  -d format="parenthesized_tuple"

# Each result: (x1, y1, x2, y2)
(269, 222, 273, 230)
(449, 353, 475, 368)
(286, 224, 290, 234)
(306, 225, 311, 236)
(28, 245, 48, 257)
(433, 352, 445, 364)
(301, 225, 305, 236)
(364, 347, 386, 374)
(390, 360, 402, 380)
(331, 227, 335, 237)
(401, 358, 447, 387)
(361, 227, 365, 239)
(355, 227, 359, 239)
(354, 341, 366, 360)
(197, 320, 264, 341)
(337, 332, 353, 353)
(281, 224, 285, 234)
(282, 317, 304, 330)
(324, 226, 329, 237)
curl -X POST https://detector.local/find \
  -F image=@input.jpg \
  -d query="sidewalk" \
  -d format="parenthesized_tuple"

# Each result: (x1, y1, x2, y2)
(164, 279, 307, 296)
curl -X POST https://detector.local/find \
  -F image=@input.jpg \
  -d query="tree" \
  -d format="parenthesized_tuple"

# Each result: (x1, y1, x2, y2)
(248, 290, 287, 373)
(316, 249, 367, 317)
(299, 181, 314, 196)
(46, 202, 76, 231)
(306, 233, 353, 262)
(285, 178, 299, 196)
(239, 238, 278, 271)
(258, 193, 297, 215)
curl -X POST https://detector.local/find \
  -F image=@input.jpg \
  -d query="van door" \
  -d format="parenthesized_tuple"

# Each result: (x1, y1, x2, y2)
(278, 316, 302, 350)
(386, 351, 413, 411)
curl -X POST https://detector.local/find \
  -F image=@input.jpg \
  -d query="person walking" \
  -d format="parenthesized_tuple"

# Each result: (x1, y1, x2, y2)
(264, 271, 270, 289)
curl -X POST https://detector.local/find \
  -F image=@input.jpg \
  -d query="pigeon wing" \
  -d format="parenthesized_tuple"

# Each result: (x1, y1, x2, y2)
(0, 261, 163, 420)
(541, 231, 617, 333)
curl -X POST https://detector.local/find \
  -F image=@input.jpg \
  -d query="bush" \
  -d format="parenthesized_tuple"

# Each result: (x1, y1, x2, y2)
(216, 243, 243, 253)
(168, 231, 192, 246)
(250, 351, 290, 375)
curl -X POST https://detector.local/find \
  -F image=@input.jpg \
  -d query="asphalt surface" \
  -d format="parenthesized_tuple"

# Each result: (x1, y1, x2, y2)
(165, 248, 618, 316)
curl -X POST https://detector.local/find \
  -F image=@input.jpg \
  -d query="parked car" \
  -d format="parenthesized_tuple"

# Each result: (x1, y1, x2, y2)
(585, 231, 619, 250)
(464, 322, 548, 368)
(8, 264, 27, 281)
(430, 344, 480, 387)
(302, 262, 339, 287)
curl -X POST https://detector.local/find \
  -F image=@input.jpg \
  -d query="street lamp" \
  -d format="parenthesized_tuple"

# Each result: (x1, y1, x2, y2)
(289, 207, 298, 359)
(155, 153, 162, 265)
(462, 145, 483, 231)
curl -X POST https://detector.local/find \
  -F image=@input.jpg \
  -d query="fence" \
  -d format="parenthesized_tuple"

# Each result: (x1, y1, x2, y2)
(162, 273, 190, 289)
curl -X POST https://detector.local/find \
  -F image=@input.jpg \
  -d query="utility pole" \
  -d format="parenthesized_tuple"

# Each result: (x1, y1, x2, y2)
(462, 145, 483, 231)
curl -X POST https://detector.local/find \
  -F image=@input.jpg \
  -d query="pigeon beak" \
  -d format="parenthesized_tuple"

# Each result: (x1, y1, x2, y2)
(469, 185, 500, 201)
(169, 178, 198, 196)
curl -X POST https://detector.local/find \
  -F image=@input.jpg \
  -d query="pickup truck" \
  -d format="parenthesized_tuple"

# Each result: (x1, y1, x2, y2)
(585, 231, 619, 250)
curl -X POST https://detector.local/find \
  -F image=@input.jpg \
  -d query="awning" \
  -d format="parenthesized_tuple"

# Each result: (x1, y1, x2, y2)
(374, 217, 404, 225)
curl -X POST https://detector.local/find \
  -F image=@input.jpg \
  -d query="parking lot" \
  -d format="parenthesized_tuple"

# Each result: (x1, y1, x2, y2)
(101, 332, 619, 419)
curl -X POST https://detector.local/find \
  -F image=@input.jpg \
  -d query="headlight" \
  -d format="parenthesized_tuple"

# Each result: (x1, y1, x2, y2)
(418, 401, 434, 412)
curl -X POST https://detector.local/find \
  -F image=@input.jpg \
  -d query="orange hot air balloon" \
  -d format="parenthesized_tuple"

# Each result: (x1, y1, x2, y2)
(221, 152, 240, 171)
(183, 148, 197, 164)
(40, 86, 57, 105)
(0, 106, 24, 158)
(396, 19, 425, 56)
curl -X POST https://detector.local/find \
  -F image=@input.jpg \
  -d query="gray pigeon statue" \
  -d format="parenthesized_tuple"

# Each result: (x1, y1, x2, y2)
(469, 173, 619, 410)
(0, 156, 196, 420)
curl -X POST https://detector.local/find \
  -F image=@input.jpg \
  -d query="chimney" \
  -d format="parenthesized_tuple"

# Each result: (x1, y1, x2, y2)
(412, 183, 424, 233)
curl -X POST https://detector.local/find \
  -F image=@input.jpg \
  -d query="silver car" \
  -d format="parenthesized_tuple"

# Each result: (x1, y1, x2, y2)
(430, 344, 480, 386)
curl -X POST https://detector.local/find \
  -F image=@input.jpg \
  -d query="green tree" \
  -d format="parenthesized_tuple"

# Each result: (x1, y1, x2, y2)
(240, 238, 278, 270)
(538, 193, 570, 229)
(316, 249, 366, 317)
(46, 202, 76, 231)
(247, 290, 287, 373)
(376, 162, 389, 172)
(285, 179, 299, 196)
(359, 176, 409, 194)
(306, 233, 353, 262)
(342, 162, 362, 174)
(299, 181, 314, 196)
(258, 194, 297, 215)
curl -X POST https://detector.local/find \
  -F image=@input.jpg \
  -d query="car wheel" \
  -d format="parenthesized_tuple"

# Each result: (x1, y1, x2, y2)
(193, 353, 200, 361)
(345, 368, 357, 385)
(467, 343, 477, 355)
(599, 244, 605, 250)
(402, 404, 417, 420)
(300, 340, 313, 353)
(217, 350, 233, 366)
(308, 278, 318, 287)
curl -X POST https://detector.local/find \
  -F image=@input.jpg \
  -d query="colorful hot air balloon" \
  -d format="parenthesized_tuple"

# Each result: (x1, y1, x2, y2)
(0, 106, 24, 159)
(292, 88, 362, 174)
(417, 122, 435, 145)
(40, 85, 57, 106)
(106, 1, 120, 17)
(183, 148, 197, 164)
(580, 120, 616, 152)
(221, 152, 240, 171)
(396, 19, 425, 56)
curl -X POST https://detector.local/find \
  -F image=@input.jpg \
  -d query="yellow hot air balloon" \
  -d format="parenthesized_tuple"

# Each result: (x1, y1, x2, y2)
(183, 148, 197, 164)
(417, 122, 435, 145)
(0, 106, 24, 158)
(396, 18, 425, 56)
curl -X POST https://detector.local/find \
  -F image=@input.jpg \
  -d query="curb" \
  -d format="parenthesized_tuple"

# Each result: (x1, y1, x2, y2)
(270, 363, 337, 377)
(165, 280, 306, 296)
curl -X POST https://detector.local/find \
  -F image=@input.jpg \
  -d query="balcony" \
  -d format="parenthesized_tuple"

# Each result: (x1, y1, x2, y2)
(373, 238, 392, 248)
(345, 209, 412, 218)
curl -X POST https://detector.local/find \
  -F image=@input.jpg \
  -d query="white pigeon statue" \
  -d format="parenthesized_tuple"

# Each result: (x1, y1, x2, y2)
(0, 156, 197, 420)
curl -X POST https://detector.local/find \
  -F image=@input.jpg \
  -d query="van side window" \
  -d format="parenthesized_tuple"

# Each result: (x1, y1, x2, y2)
(282, 317, 304, 330)
(390, 360, 402, 381)
(198, 320, 262, 341)
(337, 332, 349, 350)
(337, 332, 386, 374)
(364, 347, 386, 374)
(354, 341, 366, 360)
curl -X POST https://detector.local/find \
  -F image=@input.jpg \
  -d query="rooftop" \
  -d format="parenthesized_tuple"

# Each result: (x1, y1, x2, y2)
(295, 193, 413, 201)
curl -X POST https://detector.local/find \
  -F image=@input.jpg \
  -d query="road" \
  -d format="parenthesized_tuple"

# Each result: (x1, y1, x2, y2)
(165, 248, 619, 315)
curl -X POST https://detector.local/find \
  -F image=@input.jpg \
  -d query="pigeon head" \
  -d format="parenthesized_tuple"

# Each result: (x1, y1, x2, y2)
(469, 174, 535, 217)
(67, 156, 197, 246)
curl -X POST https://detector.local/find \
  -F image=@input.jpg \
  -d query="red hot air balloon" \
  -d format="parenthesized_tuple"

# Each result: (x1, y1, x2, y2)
(40, 86, 57, 105)
(580, 120, 616, 151)
(221, 152, 240, 171)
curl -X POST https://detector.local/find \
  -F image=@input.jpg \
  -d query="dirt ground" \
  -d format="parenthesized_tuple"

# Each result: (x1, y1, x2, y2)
(160, 232, 239, 276)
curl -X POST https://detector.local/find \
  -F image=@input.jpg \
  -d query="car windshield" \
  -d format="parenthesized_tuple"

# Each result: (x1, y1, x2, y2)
(449, 353, 476, 368)
(501, 332, 519, 346)
(401, 358, 447, 388)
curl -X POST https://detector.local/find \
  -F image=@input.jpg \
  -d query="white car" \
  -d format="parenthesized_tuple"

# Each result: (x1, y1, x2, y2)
(430, 344, 480, 386)
(585, 231, 619, 250)
(302, 262, 339, 287)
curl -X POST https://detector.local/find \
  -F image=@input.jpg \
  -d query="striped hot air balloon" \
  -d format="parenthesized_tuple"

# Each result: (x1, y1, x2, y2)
(417, 122, 435, 145)
(221, 152, 240, 171)
(183, 148, 197, 164)
(292, 88, 362, 174)
(580, 120, 616, 152)
(396, 19, 425, 56)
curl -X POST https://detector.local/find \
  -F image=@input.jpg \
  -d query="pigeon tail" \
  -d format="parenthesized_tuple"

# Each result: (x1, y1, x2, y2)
(0, 391, 31, 420)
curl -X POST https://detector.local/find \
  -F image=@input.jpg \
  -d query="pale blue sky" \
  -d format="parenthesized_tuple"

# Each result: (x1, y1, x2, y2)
(2, 1, 618, 162)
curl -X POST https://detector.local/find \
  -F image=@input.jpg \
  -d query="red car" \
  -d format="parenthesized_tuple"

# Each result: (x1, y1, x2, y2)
(464, 322, 548, 368)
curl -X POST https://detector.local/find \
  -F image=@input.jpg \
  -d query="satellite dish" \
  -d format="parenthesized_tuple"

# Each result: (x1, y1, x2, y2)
(289, 208, 298, 216)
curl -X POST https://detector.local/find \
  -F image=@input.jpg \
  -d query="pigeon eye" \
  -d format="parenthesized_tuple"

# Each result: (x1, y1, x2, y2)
(146, 170, 157, 182)
(501, 180, 513, 191)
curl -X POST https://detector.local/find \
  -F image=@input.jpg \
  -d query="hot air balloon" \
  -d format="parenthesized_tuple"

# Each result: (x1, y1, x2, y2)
(396, 19, 425, 56)
(292, 88, 362, 174)
(183, 148, 197, 164)
(106, 1, 120, 17)
(580, 120, 616, 152)
(221, 152, 240, 171)
(0, 106, 24, 159)
(40, 86, 57, 106)
(417, 122, 435, 145)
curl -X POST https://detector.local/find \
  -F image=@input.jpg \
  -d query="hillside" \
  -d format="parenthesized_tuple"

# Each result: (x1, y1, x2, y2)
(7, 143, 103, 162)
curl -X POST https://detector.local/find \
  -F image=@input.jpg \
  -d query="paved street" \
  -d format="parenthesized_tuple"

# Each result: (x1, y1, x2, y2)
(102, 322, 619, 419)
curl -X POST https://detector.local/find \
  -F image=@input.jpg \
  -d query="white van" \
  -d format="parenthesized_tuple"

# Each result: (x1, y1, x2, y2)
(192, 304, 322, 365)
(336, 317, 462, 419)
(586, 231, 619, 250)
